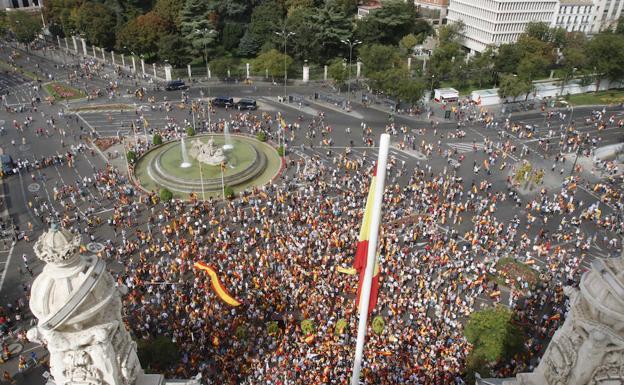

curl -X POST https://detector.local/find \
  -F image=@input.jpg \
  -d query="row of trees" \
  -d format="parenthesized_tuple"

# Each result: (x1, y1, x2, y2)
(41, 0, 432, 67)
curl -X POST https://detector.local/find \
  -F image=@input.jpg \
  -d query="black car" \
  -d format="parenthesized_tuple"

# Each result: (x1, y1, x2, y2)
(236, 98, 257, 110)
(212, 97, 234, 107)
(165, 80, 187, 91)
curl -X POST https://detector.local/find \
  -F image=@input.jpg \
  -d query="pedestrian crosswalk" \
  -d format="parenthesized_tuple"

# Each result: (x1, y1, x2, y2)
(447, 142, 485, 153)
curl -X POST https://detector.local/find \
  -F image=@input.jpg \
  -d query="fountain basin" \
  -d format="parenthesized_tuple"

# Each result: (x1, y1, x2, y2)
(134, 134, 282, 197)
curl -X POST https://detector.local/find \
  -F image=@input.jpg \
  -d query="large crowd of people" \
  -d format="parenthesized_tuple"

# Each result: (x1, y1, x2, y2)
(0, 44, 623, 385)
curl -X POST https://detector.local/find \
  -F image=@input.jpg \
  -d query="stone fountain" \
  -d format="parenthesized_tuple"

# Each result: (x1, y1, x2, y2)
(179, 137, 191, 168)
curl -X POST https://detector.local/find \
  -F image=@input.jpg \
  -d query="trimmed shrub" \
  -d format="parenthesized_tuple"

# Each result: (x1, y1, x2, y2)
(335, 318, 348, 335)
(301, 319, 315, 335)
(277, 145, 285, 156)
(153, 134, 163, 145)
(126, 150, 137, 164)
(256, 131, 267, 142)
(186, 126, 195, 137)
(372, 316, 385, 335)
(223, 185, 235, 199)
(267, 321, 279, 336)
(159, 188, 173, 202)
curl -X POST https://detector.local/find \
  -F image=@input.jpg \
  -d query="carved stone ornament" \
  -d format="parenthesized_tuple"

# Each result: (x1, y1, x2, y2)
(33, 222, 81, 265)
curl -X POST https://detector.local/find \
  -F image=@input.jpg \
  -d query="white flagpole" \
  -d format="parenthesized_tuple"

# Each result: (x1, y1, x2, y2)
(350, 133, 390, 385)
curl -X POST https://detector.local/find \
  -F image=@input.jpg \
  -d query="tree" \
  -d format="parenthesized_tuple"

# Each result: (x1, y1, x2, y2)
(327, 58, 348, 87)
(153, 0, 181, 31)
(152, 133, 163, 145)
(359, 44, 401, 74)
(355, 0, 431, 46)
(159, 188, 173, 202)
(7, 11, 41, 45)
(616, 15, 624, 34)
(586, 31, 624, 91)
(398, 33, 419, 55)
(137, 336, 179, 371)
(157, 34, 190, 66)
(467, 47, 495, 88)
(75, 2, 117, 49)
(116, 12, 169, 57)
(464, 306, 525, 364)
(222, 22, 245, 52)
(252, 49, 292, 81)
(498, 74, 533, 101)
(209, 56, 237, 78)
(428, 22, 465, 80)
(179, 0, 217, 59)
(238, 1, 285, 57)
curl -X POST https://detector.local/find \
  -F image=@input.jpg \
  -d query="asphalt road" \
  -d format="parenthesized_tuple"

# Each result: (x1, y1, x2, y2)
(0, 45, 622, 384)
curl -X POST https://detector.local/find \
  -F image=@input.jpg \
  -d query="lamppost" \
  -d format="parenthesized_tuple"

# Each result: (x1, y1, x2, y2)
(195, 28, 216, 80)
(275, 27, 295, 101)
(340, 38, 361, 106)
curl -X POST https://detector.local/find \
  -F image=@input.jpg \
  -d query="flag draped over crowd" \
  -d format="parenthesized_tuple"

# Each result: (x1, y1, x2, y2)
(353, 166, 380, 315)
(194, 261, 241, 306)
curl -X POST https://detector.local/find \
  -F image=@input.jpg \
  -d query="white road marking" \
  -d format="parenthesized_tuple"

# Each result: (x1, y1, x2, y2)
(0, 241, 16, 293)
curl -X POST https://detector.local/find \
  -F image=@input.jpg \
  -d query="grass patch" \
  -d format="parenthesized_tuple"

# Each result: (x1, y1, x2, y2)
(44, 82, 86, 100)
(490, 258, 539, 291)
(0, 59, 39, 80)
(566, 89, 624, 106)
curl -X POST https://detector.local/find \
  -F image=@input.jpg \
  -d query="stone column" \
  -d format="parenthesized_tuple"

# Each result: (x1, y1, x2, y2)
(187, 64, 192, 79)
(56, 35, 61, 49)
(71, 36, 78, 52)
(302, 61, 309, 83)
(80, 38, 87, 57)
(101, 48, 106, 61)
(111, 51, 115, 65)
(152, 63, 157, 77)
(356, 61, 362, 78)
(165, 65, 172, 82)
(141, 59, 145, 75)
(324, 65, 328, 81)
(131, 56, 136, 73)
(207, 67, 211, 79)
(92, 45, 96, 58)
(64, 38, 69, 51)
(407, 57, 412, 71)
(121, 54, 125, 68)
(246, 63, 250, 79)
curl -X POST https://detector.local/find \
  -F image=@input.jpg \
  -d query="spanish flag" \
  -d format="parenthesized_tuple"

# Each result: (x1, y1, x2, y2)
(354, 165, 380, 315)
(278, 112, 287, 131)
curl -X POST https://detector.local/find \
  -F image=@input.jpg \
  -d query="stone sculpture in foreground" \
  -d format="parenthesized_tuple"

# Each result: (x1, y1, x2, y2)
(505, 253, 624, 385)
(26, 223, 144, 385)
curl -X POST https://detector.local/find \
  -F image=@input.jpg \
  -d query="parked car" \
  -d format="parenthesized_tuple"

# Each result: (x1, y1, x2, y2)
(165, 80, 187, 91)
(236, 98, 257, 110)
(212, 97, 234, 107)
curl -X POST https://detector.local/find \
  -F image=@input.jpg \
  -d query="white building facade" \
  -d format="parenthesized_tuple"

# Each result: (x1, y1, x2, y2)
(447, 0, 558, 53)
(551, 0, 594, 32)
(590, 0, 624, 32)
(1, 0, 41, 8)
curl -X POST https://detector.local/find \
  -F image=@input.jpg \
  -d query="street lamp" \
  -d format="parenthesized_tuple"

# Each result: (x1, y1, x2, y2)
(275, 27, 295, 101)
(195, 29, 216, 80)
(340, 38, 361, 106)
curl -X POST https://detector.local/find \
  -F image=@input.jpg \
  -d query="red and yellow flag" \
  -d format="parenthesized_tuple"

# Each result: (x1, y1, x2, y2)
(194, 261, 241, 306)
(353, 166, 380, 315)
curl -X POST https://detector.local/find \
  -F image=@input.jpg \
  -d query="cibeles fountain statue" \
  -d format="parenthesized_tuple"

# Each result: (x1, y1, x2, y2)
(189, 137, 226, 166)
(495, 252, 624, 385)
(27, 224, 199, 385)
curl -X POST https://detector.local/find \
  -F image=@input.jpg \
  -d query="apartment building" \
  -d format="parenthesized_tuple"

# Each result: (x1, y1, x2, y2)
(590, 0, 624, 32)
(552, 0, 594, 32)
(447, 0, 558, 53)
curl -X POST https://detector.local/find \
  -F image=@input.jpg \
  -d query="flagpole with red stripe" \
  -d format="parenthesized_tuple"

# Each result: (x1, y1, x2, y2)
(351, 133, 390, 385)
